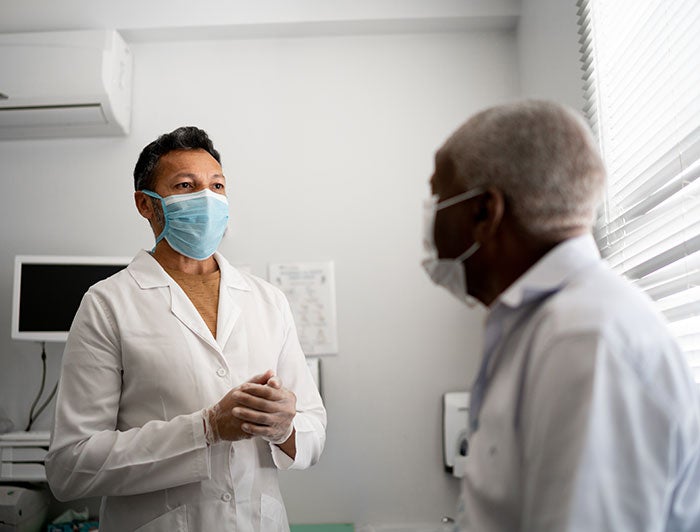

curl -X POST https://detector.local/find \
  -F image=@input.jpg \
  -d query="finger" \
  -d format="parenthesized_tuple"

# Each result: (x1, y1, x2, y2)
(247, 370, 275, 385)
(239, 382, 284, 401)
(241, 422, 275, 437)
(232, 391, 277, 413)
(233, 406, 275, 426)
(267, 376, 282, 389)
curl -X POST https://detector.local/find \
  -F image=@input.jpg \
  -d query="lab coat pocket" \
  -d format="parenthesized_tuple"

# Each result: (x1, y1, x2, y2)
(260, 493, 286, 532)
(134, 505, 188, 532)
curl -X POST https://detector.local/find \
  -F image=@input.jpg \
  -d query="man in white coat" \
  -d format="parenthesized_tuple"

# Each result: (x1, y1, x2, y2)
(46, 126, 327, 531)
(423, 101, 700, 531)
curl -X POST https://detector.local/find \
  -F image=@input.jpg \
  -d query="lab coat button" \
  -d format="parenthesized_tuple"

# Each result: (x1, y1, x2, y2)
(216, 368, 227, 377)
(221, 492, 232, 502)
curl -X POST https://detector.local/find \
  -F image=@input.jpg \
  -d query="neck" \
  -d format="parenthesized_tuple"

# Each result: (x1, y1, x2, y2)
(476, 225, 588, 307)
(151, 242, 219, 275)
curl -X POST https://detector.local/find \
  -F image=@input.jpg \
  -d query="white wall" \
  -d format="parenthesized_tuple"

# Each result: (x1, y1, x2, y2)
(0, 30, 519, 525)
(517, 0, 583, 110)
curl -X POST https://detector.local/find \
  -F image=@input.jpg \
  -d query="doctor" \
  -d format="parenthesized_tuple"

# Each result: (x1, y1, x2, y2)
(46, 126, 326, 531)
(424, 101, 700, 530)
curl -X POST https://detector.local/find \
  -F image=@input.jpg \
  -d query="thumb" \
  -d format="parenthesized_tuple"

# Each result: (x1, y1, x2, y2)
(248, 369, 275, 385)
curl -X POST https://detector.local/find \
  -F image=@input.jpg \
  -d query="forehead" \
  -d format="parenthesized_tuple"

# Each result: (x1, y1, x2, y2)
(155, 149, 223, 179)
(430, 148, 457, 194)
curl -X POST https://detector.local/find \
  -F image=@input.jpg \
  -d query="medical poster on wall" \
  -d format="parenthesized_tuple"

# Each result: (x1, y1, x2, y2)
(268, 261, 338, 356)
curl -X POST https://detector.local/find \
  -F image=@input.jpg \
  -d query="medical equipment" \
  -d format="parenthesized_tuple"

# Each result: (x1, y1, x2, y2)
(11, 255, 131, 430)
(11, 255, 130, 342)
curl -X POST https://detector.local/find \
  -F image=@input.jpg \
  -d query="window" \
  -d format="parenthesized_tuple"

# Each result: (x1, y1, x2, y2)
(576, 0, 700, 381)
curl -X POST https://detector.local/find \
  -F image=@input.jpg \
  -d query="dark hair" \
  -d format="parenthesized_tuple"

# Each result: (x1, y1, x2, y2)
(133, 126, 221, 191)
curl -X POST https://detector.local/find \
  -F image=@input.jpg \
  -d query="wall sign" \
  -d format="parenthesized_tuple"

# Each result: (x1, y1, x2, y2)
(268, 261, 338, 356)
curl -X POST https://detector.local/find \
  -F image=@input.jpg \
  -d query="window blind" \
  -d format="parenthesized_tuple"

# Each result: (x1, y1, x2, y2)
(576, 0, 700, 382)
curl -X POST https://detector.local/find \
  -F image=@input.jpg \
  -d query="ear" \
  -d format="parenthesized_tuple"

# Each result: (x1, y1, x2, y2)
(472, 187, 505, 243)
(134, 191, 154, 221)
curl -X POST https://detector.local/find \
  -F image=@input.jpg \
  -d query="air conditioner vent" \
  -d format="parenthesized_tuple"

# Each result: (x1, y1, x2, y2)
(0, 30, 132, 140)
(0, 104, 106, 128)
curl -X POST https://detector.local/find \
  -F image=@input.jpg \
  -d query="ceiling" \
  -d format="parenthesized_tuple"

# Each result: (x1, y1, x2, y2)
(0, 0, 520, 42)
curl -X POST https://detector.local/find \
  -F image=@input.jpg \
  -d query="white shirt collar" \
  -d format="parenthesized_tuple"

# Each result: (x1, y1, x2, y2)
(494, 233, 601, 310)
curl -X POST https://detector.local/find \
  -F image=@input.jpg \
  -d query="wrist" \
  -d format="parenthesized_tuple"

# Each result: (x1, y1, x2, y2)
(265, 421, 295, 445)
(202, 408, 219, 445)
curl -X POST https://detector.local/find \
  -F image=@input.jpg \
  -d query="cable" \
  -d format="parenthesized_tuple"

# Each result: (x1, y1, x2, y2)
(25, 342, 50, 431)
(30, 381, 58, 426)
(28, 343, 60, 429)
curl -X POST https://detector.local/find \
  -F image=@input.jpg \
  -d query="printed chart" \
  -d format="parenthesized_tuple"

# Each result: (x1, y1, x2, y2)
(268, 261, 338, 356)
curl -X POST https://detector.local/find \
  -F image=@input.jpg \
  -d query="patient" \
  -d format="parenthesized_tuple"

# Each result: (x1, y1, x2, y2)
(423, 100, 700, 531)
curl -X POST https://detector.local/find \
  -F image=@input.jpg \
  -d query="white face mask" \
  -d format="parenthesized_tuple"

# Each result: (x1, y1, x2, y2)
(422, 189, 483, 307)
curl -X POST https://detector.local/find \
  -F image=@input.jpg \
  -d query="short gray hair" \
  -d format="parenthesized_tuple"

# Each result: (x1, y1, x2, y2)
(441, 100, 606, 238)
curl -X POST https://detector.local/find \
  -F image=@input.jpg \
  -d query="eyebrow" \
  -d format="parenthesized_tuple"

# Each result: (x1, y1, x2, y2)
(170, 172, 225, 179)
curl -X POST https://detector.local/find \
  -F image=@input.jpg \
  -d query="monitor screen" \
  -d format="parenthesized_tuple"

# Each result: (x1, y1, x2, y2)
(11, 255, 131, 342)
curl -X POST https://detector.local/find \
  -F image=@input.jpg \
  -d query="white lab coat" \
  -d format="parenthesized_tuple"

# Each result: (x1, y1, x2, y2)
(45, 250, 327, 532)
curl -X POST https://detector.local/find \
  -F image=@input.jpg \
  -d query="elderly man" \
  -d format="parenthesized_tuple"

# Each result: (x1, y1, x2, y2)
(423, 101, 700, 531)
(46, 126, 326, 531)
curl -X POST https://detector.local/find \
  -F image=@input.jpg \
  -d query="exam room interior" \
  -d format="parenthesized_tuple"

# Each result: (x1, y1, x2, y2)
(0, 0, 582, 526)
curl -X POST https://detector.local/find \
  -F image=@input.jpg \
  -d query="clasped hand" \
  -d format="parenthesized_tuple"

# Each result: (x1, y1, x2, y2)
(205, 370, 296, 445)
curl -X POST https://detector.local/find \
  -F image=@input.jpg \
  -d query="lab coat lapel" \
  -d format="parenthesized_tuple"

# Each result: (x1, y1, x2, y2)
(169, 285, 221, 353)
(216, 287, 241, 351)
(215, 252, 251, 350)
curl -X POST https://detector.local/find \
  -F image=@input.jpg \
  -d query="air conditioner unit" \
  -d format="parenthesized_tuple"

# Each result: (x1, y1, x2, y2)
(0, 30, 133, 140)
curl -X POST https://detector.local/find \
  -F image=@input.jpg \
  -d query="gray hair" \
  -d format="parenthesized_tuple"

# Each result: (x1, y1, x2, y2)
(441, 100, 606, 238)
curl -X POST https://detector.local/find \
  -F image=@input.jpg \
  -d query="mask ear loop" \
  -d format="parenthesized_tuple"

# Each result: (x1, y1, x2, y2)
(435, 187, 484, 263)
(455, 241, 480, 263)
(141, 190, 169, 251)
(435, 187, 484, 210)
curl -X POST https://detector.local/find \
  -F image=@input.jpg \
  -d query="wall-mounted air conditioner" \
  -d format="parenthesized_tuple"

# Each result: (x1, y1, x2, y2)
(0, 30, 133, 140)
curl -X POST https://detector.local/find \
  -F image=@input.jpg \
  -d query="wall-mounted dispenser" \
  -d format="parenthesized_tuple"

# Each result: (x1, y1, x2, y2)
(443, 391, 469, 478)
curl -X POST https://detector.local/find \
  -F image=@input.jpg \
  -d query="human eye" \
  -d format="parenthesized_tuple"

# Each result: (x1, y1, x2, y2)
(175, 182, 193, 190)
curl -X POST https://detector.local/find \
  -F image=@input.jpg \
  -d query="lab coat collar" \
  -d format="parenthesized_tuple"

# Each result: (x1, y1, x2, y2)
(214, 252, 252, 292)
(128, 249, 251, 292)
(128, 249, 251, 356)
(494, 233, 601, 310)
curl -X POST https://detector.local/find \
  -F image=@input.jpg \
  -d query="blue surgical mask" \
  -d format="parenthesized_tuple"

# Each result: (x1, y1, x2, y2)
(142, 189, 229, 260)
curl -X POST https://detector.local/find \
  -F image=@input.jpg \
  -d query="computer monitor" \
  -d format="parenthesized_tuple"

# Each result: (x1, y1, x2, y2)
(11, 255, 131, 342)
